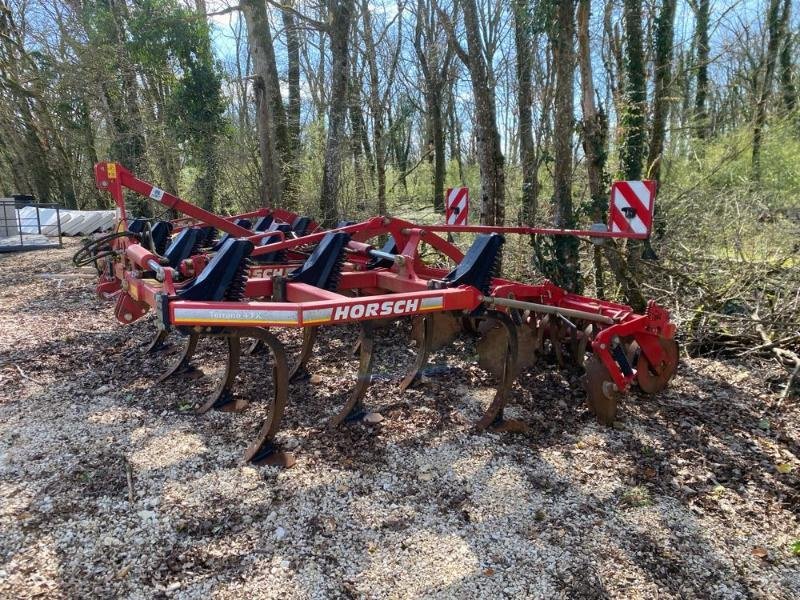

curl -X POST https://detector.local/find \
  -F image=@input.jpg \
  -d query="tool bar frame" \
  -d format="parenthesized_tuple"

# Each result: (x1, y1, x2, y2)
(423, 224, 649, 240)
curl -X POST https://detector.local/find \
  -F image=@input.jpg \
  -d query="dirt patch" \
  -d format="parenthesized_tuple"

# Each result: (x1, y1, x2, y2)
(1, 241, 798, 598)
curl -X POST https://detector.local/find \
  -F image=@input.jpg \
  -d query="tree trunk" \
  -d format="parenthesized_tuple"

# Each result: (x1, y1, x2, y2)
(458, 0, 505, 225)
(778, 0, 796, 117)
(551, 0, 580, 292)
(618, 0, 648, 311)
(752, 0, 784, 180)
(414, 0, 451, 214)
(319, 0, 354, 226)
(241, 0, 285, 206)
(282, 0, 301, 206)
(693, 0, 710, 139)
(646, 0, 677, 182)
(619, 0, 646, 180)
(577, 0, 609, 297)
(513, 0, 538, 225)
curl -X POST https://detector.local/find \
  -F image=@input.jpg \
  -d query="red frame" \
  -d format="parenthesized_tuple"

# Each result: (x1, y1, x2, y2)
(93, 162, 675, 394)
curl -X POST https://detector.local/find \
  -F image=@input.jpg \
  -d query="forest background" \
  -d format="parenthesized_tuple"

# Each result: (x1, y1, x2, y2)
(1, 0, 798, 391)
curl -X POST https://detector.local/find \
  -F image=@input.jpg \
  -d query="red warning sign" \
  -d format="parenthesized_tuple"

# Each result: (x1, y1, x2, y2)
(445, 187, 468, 225)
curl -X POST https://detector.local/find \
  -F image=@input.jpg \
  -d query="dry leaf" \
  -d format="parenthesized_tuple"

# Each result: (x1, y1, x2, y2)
(776, 462, 793, 474)
(751, 546, 768, 559)
(483, 568, 495, 577)
(309, 374, 323, 384)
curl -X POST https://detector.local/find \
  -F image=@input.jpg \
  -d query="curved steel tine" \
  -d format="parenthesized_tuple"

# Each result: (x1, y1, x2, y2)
(144, 329, 170, 354)
(241, 327, 293, 467)
(400, 315, 432, 391)
(196, 334, 244, 414)
(289, 326, 318, 382)
(351, 329, 363, 356)
(476, 311, 520, 431)
(330, 321, 375, 427)
(157, 332, 200, 382)
(246, 338, 265, 355)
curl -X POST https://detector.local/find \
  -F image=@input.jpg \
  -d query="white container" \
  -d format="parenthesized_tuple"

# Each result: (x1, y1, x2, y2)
(61, 213, 88, 236)
(0, 200, 17, 236)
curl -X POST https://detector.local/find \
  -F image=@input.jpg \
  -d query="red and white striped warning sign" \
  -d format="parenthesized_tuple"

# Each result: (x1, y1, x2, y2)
(609, 180, 656, 236)
(445, 187, 469, 225)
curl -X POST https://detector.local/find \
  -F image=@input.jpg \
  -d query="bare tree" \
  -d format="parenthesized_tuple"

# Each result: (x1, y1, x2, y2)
(437, 0, 505, 225)
(319, 0, 356, 225)
(513, 0, 538, 224)
(752, 0, 784, 180)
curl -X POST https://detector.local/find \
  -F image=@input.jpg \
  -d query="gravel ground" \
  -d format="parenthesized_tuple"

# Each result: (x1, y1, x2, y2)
(1, 240, 798, 599)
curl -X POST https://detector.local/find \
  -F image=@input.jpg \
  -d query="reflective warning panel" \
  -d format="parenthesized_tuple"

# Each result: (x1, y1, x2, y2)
(445, 187, 469, 225)
(609, 180, 656, 236)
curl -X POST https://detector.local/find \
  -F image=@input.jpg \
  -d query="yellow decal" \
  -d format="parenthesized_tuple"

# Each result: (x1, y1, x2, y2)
(107, 163, 117, 179)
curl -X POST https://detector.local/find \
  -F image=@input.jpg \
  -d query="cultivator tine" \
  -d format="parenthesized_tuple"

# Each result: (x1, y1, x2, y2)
(400, 315, 432, 391)
(289, 326, 318, 381)
(475, 311, 520, 431)
(144, 329, 170, 354)
(157, 332, 200, 382)
(330, 321, 375, 427)
(246, 339, 265, 355)
(196, 334, 246, 414)
(241, 328, 293, 467)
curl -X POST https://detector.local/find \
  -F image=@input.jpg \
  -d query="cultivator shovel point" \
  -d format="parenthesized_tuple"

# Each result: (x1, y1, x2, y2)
(84, 162, 679, 466)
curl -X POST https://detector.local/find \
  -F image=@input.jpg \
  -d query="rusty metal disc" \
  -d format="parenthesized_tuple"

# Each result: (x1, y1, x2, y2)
(637, 337, 679, 394)
(477, 321, 536, 379)
(583, 355, 619, 425)
(410, 312, 461, 351)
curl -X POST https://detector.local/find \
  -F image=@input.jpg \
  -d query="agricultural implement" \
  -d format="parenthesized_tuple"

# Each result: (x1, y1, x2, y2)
(80, 162, 678, 466)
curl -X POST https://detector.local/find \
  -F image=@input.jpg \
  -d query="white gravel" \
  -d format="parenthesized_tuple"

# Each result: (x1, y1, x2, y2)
(0, 241, 798, 599)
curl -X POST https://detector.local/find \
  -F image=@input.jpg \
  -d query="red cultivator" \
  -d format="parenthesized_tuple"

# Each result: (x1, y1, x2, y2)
(80, 162, 678, 466)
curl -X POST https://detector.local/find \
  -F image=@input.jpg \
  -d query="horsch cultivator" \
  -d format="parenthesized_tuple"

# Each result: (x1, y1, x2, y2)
(77, 162, 678, 467)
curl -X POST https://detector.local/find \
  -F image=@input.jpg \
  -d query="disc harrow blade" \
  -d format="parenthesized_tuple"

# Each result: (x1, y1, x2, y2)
(583, 354, 620, 425)
(637, 337, 679, 394)
(477, 318, 538, 379)
(410, 312, 461, 352)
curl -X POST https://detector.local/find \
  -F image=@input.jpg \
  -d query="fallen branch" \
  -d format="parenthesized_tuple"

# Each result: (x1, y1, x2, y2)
(11, 364, 44, 387)
(751, 311, 800, 402)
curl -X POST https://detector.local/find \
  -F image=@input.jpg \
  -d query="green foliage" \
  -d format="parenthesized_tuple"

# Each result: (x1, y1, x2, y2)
(620, 485, 653, 508)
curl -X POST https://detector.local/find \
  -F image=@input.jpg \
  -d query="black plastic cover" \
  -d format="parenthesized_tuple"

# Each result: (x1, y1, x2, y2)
(289, 232, 350, 291)
(149, 221, 173, 256)
(291, 216, 312, 236)
(253, 215, 274, 231)
(443, 233, 504, 294)
(252, 223, 292, 264)
(178, 238, 254, 302)
(164, 228, 204, 268)
(128, 219, 147, 234)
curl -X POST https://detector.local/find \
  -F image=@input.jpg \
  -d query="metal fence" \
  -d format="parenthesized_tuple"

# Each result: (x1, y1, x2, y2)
(0, 198, 63, 253)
